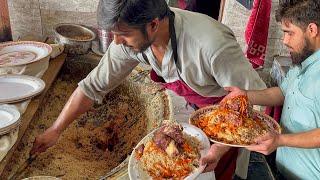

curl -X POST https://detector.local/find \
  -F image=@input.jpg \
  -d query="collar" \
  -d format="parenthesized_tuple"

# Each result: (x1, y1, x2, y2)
(169, 7, 182, 41)
(301, 49, 320, 72)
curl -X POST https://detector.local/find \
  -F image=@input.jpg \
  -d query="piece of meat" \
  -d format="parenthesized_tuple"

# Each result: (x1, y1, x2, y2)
(165, 140, 179, 157)
(135, 144, 145, 159)
(152, 130, 171, 151)
(220, 95, 252, 118)
(160, 124, 184, 145)
(225, 111, 243, 127)
(221, 97, 242, 112)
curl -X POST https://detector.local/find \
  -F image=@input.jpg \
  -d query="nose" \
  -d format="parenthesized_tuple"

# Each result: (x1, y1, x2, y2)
(282, 34, 290, 46)
(113, 34, 125, 45)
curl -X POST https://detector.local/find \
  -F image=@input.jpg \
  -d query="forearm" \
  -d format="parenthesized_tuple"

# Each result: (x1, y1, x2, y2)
(51, 87, 94, 133)
(212, 144, 231, 157)
(279, 129, 320, 148)
(247, 87, 284, 106)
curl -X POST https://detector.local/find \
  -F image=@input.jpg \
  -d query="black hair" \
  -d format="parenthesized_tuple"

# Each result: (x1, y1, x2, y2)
(97, 0, 170, 33)
(276, 0, 320, 30)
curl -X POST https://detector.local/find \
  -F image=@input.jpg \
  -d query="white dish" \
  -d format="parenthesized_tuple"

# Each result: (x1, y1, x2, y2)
(0, 105, 20, 135)
(189, 105, 281, 148)
(128, 122, 210, 180)
(22, 176, 61, 180)
(0, 74, 45, 103)
(0, 41, 52, 67)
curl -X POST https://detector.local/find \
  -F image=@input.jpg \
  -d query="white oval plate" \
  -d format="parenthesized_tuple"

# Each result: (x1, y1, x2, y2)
(0, 105, 20, 135)
(189, 105, 281, 148)
(0, 41, 52, 67)
(22, 176, 61, 180)
(128, 122, 211, 180)
(0, 74, 45, 103)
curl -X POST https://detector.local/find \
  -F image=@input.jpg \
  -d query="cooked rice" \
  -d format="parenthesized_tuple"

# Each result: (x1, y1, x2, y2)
(137, 133, 200, 179)
(196, 108, 270, 145)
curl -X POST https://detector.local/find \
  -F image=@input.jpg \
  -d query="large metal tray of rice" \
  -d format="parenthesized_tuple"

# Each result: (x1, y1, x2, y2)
(1, 57, 173, 179)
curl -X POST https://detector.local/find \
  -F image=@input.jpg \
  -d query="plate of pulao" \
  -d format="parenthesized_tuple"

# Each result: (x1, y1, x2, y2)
(128, 121, 210, 179)
(190, 95, 281, 147)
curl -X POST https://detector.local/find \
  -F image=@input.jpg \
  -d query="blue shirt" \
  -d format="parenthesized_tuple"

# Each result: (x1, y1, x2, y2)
(277, 50, 320, 179)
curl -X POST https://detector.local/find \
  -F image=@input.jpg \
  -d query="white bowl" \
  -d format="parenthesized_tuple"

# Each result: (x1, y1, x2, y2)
(0, 41, 52, 67)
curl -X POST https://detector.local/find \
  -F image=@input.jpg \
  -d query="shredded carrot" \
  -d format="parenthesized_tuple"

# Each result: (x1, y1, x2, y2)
(182, 143, 192, 153)
(194, 95, 267, 144)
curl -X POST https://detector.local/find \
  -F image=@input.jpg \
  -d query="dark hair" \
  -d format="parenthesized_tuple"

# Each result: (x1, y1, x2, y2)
(276, 0, 320, 29)
(97, 0, 170, 31)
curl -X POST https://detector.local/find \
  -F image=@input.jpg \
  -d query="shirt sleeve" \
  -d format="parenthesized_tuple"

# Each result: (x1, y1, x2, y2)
(210, 43, 266, 91)
(78, 42, 140, 104)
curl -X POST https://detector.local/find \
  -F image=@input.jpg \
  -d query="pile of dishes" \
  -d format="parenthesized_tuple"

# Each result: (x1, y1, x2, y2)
(0, 41, 51, 134)
(0, 41, 49, 104)
(0, 105, 20, 135)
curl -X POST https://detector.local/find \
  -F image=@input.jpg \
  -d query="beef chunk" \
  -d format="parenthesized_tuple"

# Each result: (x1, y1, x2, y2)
(152, 130, 171, 151)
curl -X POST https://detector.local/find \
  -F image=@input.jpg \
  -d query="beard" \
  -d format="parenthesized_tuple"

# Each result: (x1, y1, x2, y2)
(128, 40, 153, 53)
(137, 40, 153, 53)
(129, 33, 154, 53)
(290, 38, 314, 65)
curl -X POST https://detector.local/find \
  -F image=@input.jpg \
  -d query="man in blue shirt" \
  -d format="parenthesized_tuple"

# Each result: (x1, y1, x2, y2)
(214, 0, 320, 179)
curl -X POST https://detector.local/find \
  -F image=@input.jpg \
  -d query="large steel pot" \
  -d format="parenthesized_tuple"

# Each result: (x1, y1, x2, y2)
(2, 58, 173, 179)
(54, 23, 95, 54)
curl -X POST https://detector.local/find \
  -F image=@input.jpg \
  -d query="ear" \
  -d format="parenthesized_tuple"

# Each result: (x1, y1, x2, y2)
(149, 18, 160, 33)
(307, 23, 319, 38)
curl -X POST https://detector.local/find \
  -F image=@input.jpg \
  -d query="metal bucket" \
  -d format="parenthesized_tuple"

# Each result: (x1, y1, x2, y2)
(54, 23, 96, 54)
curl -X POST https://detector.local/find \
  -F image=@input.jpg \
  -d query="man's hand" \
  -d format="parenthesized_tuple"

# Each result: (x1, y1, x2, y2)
(221, 87, 247, 103)
(200, 144, 230, 172)
(246, 132, 282, 155)
(30, 127, 61, 155)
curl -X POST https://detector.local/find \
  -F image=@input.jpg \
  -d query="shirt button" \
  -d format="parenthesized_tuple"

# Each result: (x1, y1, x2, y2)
(293, 92, 295, 94)
(288, 107, 290, 109)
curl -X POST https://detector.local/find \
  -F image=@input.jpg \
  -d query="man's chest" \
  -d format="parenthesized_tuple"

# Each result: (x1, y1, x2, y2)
(281, 75, 319, 132)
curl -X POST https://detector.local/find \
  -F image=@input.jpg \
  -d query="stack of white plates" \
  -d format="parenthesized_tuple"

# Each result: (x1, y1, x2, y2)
(0, 74, 45, 103)
(0, 105, 20, 135)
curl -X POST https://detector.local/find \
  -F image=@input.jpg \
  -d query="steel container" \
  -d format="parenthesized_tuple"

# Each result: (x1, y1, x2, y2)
(54, 23, 96, 54)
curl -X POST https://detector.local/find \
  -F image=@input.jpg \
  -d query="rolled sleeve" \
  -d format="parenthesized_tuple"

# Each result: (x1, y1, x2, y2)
(211, 44, 266, 91)
(78, 42, 139, 104)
